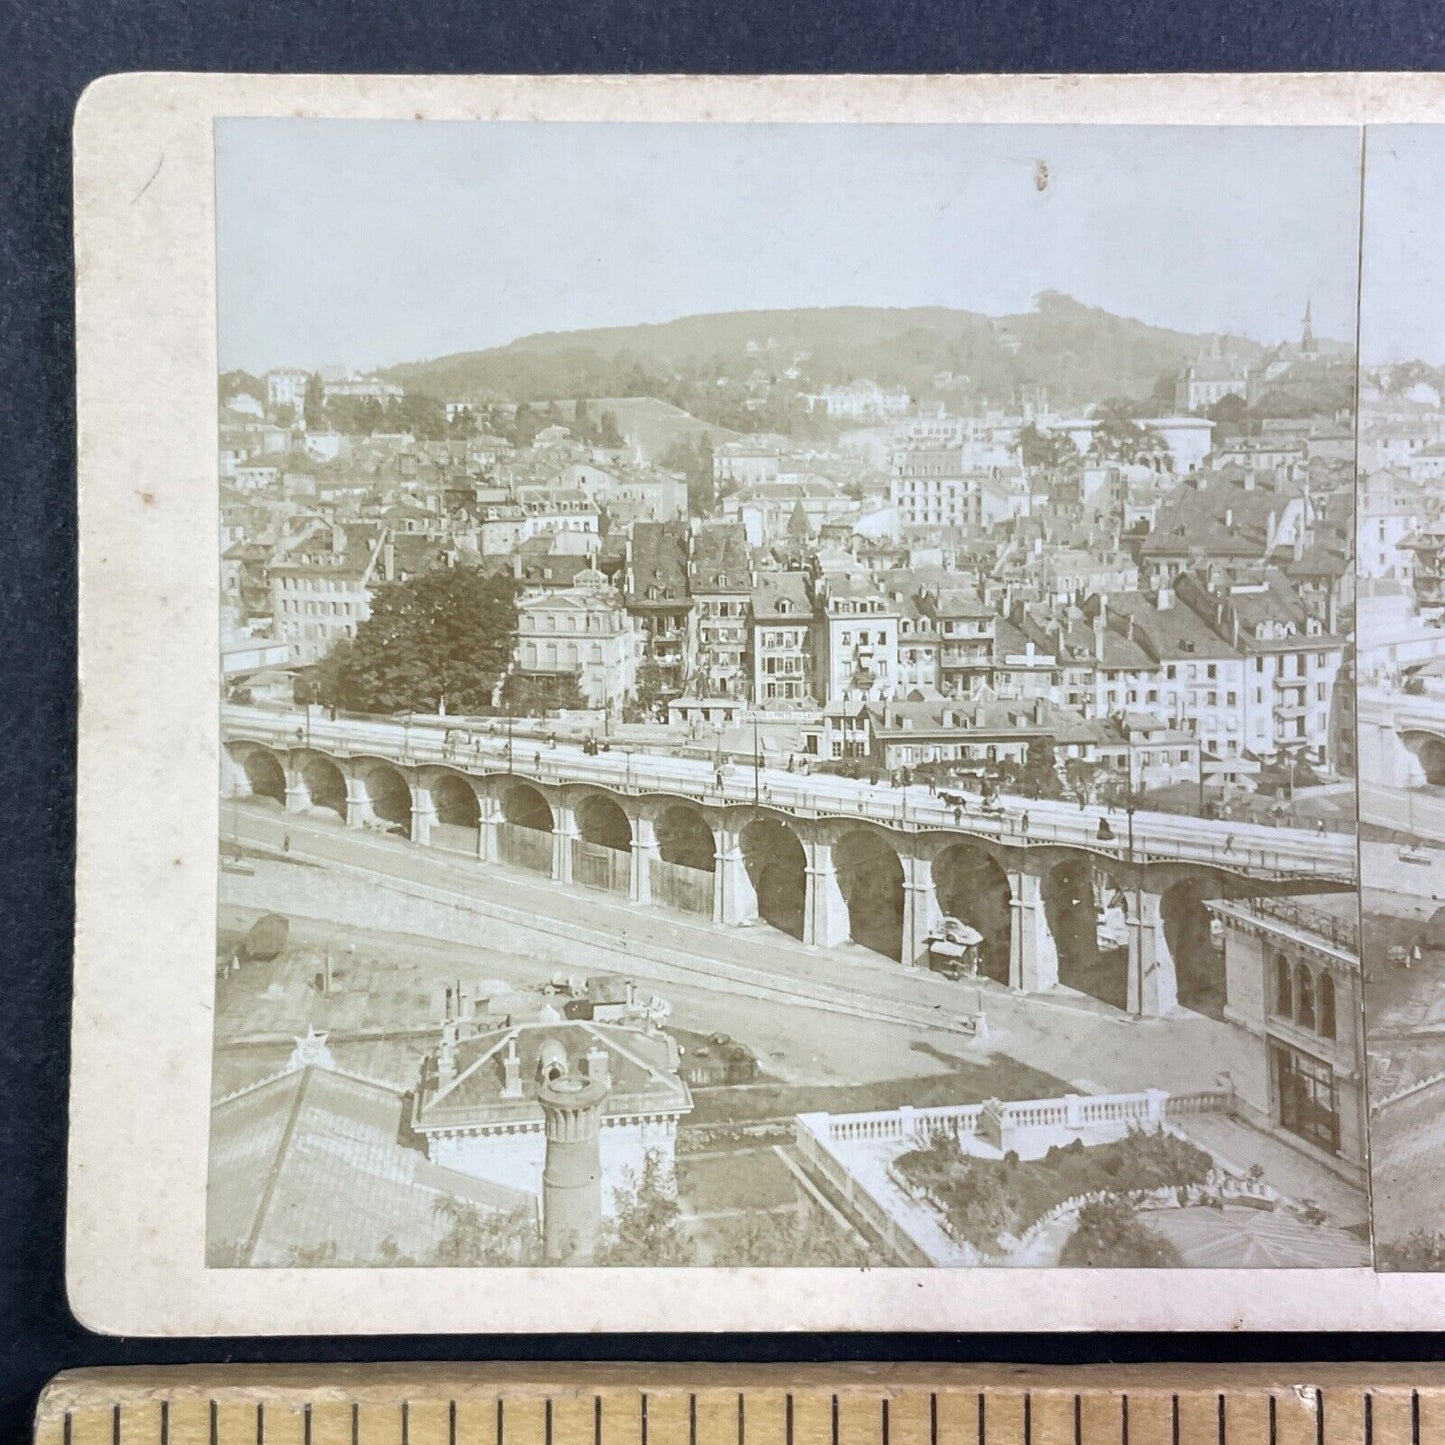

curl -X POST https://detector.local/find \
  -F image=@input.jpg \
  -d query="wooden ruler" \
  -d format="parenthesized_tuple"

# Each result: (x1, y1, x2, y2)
(33, 1366, 1445, 1445)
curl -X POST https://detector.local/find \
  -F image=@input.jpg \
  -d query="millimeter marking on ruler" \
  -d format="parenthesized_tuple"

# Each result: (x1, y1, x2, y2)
(36, 1368, 1445, 1445)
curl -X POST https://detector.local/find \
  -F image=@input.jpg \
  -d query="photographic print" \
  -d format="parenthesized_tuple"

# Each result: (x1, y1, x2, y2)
(207, 118, 1368, 1272)
(1354, 126, 1445, 1271)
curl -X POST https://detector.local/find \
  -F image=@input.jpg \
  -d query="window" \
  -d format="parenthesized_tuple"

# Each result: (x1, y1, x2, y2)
(1274, 954, 1292, 1015)
(1273, 1043, 1340, 1155)
(1319, 973, 1337, 1040)
(1295, 964, 1316, 1031)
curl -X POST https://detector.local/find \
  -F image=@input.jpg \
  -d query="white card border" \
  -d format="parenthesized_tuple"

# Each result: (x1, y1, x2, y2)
(69, 71, 1445, 1336)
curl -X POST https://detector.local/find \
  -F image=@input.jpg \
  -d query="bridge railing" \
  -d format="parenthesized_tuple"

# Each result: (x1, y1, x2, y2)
(222, 708, 1356, 879)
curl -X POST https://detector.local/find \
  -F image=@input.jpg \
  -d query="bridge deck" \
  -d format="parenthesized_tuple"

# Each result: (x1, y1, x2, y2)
(222, 706, 1356, 882)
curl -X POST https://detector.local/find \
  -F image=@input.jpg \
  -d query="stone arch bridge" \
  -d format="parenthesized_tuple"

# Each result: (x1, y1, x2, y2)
(222, 710, 1355, 1019)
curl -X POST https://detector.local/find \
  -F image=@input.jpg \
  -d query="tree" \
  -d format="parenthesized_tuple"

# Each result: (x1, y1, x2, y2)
(1088, 400, 1166, 464)
(1018, 738, 1065, 800)
(502, 670, 587, 716)
(327, 566, 519, 714)
(430, 1198, 541, 1266)
(1205, 391, 1250, 439)
(1378, 1229, 1445, 1271)
(599, 409, 624, 448)
(628, 657, 672, 721)
(713, 1202, 873, 1267)
(1018, 422, 1079, 470)
(219, 370, 265, 406)
(1059, 1198, 1182, 1268)
(593, 1151, 697, 1265)
(661, 434, 716, 516)
(1063, 757, 1103, 804)
(303, 372, 326, 430)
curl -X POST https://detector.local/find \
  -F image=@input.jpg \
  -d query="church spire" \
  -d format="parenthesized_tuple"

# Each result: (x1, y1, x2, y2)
(1301, 298, 1315, 355)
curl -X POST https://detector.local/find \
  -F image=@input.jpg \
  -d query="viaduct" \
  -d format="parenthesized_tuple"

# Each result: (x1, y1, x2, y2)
(222, 707, 1356, 1020)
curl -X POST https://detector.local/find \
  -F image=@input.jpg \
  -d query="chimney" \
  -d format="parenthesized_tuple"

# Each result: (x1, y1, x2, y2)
(583, 1044, 611, 1093)
(500, 1036, 523, 1099)
(383, 540, 396, 581)
(438, 1019, 459, 1084)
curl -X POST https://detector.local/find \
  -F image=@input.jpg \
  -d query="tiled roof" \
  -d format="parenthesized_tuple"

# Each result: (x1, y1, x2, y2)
(208, 1066, 531, 1267)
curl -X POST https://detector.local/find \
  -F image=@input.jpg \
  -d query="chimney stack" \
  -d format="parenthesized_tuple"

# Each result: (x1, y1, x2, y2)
(583, 1044, 611, 1093)
(500, 1036, 523, 1099)
(538, 1066, 609, 1265)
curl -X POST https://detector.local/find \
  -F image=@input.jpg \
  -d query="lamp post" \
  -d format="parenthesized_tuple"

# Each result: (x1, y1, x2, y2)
(752, 713, 762, 808)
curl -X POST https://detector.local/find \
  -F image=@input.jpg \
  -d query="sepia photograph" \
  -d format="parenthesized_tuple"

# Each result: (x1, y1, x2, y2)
(203, 117, 1370, 1272)
(1353, 125, 1445, 1271)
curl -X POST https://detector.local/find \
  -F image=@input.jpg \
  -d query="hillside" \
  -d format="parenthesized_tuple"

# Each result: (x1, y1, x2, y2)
(383, 295, 1286, 412)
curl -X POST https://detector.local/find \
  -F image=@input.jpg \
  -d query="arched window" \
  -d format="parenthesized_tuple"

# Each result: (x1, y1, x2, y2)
(1318, 972, 1337, 1040)
(1274, 954, 1292, 1016)
(1295, 963, 1316, 1032)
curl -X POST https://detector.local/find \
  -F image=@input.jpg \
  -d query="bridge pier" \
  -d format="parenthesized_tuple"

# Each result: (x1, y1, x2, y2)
(630, 816, 658, 905)
(1009, 870, 1059, 993)
(479, 794, 501, 863)
(344, 775, 370, 828)
(1127, 890, 1178, 1018)
(552, 802, 577, 885)
(804, 841, 849, 949)
(410, 782, 436, 847)
(900, 855, 941, 968)
(713, 833, 756, 926)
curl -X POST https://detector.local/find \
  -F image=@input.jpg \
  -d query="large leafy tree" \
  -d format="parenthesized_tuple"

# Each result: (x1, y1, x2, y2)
(1059, 1198, 1182, 1268)
(713, 1202, 873, 1266)
(593, 1151, 697, 1265)
(1088, 399, 1167, 464)
(329, 566, 519, 714)
(1018, 422, 1079, 470)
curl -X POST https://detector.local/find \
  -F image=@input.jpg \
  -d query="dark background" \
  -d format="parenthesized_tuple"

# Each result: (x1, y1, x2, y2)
(6, 2, 1445, 1442)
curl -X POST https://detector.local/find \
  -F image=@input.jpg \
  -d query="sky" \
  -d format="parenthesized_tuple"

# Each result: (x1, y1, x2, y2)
(1359, 127, 1445, 367)
(216, 120, 1365, 376)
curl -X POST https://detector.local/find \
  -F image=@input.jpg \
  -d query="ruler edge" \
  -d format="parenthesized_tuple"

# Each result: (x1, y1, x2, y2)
(37, 1361, 1445, 1416)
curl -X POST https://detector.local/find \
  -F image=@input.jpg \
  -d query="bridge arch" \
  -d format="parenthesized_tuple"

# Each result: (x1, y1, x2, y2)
(740, 818, 807, 941)
(1161, 877, 1223, 1017)
(234, 744, 286, 806)
(497, 781, 554, 874)
(932, 844, 1012, 985)
(1403, 730, 1445, 786)
(296, 752, 348, 820)
(501, 782, 553, 832)
(430, 771, 481, 830)
(575, 793, 632, 852)
(573, 793, 632, 893)
(1043, 857, 1130, 1010)
(833, 829, 905, 961)
(655, 805, 716, 873)
(355, 757, 412, 833)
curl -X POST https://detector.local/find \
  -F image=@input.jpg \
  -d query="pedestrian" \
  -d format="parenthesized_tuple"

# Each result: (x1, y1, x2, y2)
(1224, 833, 1235, 853)
(953, 804, 963, 826)
(1409, 942, 1422, 970)
(533, 749, 542, 770)
(1078, 793, 1086, 811)
(1021, 810, 1030, 834)
(282, 831, 291, 855)
(1316, 817, 1327, 835)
